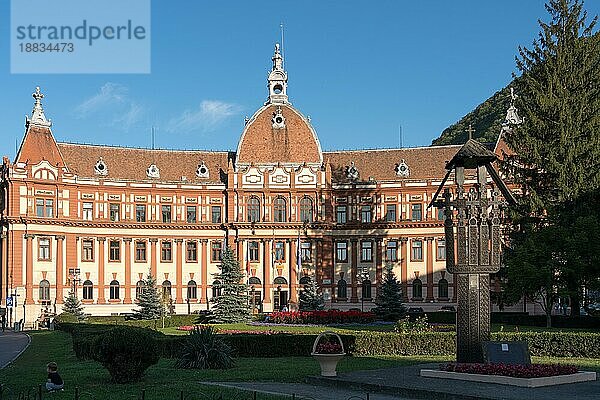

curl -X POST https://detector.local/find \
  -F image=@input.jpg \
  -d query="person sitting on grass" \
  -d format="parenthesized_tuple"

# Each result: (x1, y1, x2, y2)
(46, 362, 64, 391)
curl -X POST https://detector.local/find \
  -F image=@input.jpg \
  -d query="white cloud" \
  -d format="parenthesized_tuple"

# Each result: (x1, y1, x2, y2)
(166, 100, 242, 133)
(74, 83, 144, 131)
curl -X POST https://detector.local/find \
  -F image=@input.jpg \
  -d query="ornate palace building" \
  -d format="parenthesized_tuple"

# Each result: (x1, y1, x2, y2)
(0, 44, 512, 325)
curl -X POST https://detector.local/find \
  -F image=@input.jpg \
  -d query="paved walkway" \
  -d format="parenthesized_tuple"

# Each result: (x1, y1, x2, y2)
(0, 331, 30, 369)
(204, 382, 414, 400)
(306, 363, 600, 400)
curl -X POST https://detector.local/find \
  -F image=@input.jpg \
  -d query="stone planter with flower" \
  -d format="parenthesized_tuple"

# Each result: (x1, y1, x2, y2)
(311, 331, 346, 377)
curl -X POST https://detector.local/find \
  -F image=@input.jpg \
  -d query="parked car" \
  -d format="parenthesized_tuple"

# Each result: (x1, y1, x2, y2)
(407, 307, 425, 321)
(439, 305, 456, 312)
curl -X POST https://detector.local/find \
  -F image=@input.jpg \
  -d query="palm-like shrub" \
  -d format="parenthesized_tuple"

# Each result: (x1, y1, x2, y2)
(175, 326, 235, 369)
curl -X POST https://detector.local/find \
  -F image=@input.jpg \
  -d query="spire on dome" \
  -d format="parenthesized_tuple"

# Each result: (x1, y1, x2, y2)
(27, 86, 52, 128)
(266, 43, 289, 104)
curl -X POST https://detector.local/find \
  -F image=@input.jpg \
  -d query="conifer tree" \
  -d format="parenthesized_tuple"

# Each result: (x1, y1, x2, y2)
(210, 247, 251, 323)
(503, 0, 600, 315)
(299, 276, 325, 311)
(133, 273, 164, 320)
(373, 264, 406, 321)
(63, 290, 86, 321)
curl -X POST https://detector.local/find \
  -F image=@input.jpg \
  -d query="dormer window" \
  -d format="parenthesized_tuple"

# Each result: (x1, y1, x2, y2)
(346, 162, 359, 181)
(271, 106, 286, 129)
(395, 160, 410, 178)
(147, 164, 160, 179)
(196, 162, 209, 178)
(94, 158, 108, 176)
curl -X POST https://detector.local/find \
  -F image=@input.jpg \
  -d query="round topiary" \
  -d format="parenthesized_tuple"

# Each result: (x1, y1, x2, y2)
(91, 326, 159, 383)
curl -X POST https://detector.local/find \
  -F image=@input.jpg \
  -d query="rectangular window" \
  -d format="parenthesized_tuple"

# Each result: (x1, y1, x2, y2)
(109, 240, 120, 262)
(211, 206, 222, 224)
(361, 240, 373, 262)
(45, 199, 54, 218)
(82, 202, 93, 221)
(437, 207, 445, 220)
(186, 241, 198, 262)
(437, 239, 446, 260)
(36, 199, 44, 217)
(301, 242, 312, 263)
(109, 203, 120, 221)
(135, 241, 147, 262)
(336, 206, 347, 224)
(211, 241, 222, 262)
(361, 205, 372, 223)
(186, 206, 197, 223)
(162, 205, 172, 223)
(411, 239, 423, 261)
(38, 237, 51, 261)
(386, 240, 398, 262)
(82, 239, 94, 262)
(248, 241, 259, 262)
(161, 241, 172, 262)
(411, 204, 422, 221)
(136, 204, 146, 222)
(36, 198, 54, 218)
(386, 204, 397, 222)
(274, 241, 285, 261)
(336, 242, 348, 263)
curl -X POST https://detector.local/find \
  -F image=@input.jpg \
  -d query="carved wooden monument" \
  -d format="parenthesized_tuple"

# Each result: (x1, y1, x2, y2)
(430, 127, 515, 363)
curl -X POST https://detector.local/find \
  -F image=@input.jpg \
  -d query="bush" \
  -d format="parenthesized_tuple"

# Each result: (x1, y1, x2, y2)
(396, 316, 433, 333)
(91, 326, 160, 383)
(268, 310, 376, 324)
(175, 326, 235, 369)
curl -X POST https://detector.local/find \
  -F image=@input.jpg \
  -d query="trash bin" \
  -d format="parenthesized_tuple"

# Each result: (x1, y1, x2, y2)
(13, 322, 20, 331)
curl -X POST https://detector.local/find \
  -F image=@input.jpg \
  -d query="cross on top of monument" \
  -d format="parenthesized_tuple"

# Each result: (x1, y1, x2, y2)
(466, 124, 475, 140)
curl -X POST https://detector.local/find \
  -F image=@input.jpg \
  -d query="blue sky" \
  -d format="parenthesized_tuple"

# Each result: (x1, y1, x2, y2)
(1, 0, 599, 160)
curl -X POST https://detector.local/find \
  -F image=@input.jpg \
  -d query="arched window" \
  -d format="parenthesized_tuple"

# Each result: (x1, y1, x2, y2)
(248, 197, 261, 222)
(299, 197, 313, 223)
(273, 276, 288, 285)
(362, 279, 372, 299)
(212, 280, 222, 299)
(274, 197, 287, 222)
(82, 280, 93, 300)
(162, 280, 172, 299)
(109, 280, 120, 300)
(337, 279, 347, 299)
(39, 280, 50, 303)
(187, 280, 197, 300)
(438, 278, 449, 299)
(135, 280, 145, 300)
(248, 277, 261, 285)
(412, 279, 423, 299)
(299, 276, 311, 285)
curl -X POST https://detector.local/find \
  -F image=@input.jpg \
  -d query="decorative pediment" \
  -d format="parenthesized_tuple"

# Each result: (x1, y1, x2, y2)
(146, 164, 160, 179)
(196, 161, 209, 178)
(346, 162, 359, 181)
(94, 157, 108, 176)
(395, 159, 410, 178)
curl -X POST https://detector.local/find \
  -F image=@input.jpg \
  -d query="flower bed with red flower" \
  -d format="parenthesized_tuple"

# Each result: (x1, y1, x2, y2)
(269, 310, 376, 324)
(315, 342, 344, 354)
(441, 363, 579, 378)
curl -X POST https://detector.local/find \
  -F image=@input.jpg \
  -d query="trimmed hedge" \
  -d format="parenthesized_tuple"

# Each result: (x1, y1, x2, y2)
(58, 321, 600, 360)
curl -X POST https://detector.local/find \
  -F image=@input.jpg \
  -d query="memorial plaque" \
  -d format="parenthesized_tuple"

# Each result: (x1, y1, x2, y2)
(483, 341, 531, 365)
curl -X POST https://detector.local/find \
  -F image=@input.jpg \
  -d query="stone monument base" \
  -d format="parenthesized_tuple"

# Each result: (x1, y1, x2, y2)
(420, 369, 597, 388)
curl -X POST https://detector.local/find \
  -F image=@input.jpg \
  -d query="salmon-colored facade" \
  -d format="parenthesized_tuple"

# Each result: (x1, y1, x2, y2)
(0, 45, 517, 325)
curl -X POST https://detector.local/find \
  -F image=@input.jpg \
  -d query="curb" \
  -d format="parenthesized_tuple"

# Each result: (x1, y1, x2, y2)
(0, 332, 31, 369)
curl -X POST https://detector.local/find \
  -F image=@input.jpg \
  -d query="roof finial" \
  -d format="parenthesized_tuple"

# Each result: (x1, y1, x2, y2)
(272, 43, 284, 71)
(466, 124, 475, 141)
(504, 87, 523, 126)
(266, 43, 289, 104)
(27, 86, 52, 128)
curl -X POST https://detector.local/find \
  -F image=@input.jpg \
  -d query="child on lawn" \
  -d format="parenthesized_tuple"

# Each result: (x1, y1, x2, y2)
(46, 362, 64, 391)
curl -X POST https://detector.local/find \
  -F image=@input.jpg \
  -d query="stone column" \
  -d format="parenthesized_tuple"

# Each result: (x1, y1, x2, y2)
(289, 239, 297, 305)
(200, 239, 208, 304)
(350, 238, 358, 303)
(25, 234, 34, 304)
(400, 237, 408, 301)
(123, 238, 132, 304)
(175, 239, 183, 304)
(262, 239, 271, 304)
(97, 238, 106, 304)
(55, 235, 65, 304)
(426, 237, 435, 301)
(149, 238, 158, 279)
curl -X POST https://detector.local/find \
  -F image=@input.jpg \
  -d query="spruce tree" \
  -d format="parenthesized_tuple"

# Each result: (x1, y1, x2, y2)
(210, 247, 251, 323)
(373, 264, 406, 321)
(503, 0, 600, 315)
(298, 276, 325, 311)
(63, 290, 85, 321)
(133, 273, 164, 320)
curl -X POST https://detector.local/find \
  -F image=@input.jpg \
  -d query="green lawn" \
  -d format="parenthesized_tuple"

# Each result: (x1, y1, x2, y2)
(0, 330, 443, 400)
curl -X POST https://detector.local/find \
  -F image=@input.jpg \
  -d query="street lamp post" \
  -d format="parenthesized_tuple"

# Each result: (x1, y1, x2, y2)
(356, 267, 369, 312)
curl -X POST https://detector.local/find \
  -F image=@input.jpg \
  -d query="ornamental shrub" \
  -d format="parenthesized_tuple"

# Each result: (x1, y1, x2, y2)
(269, 310, 376, 324)
(91, 326, 160, 383)
(175, 326, 235, 369)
